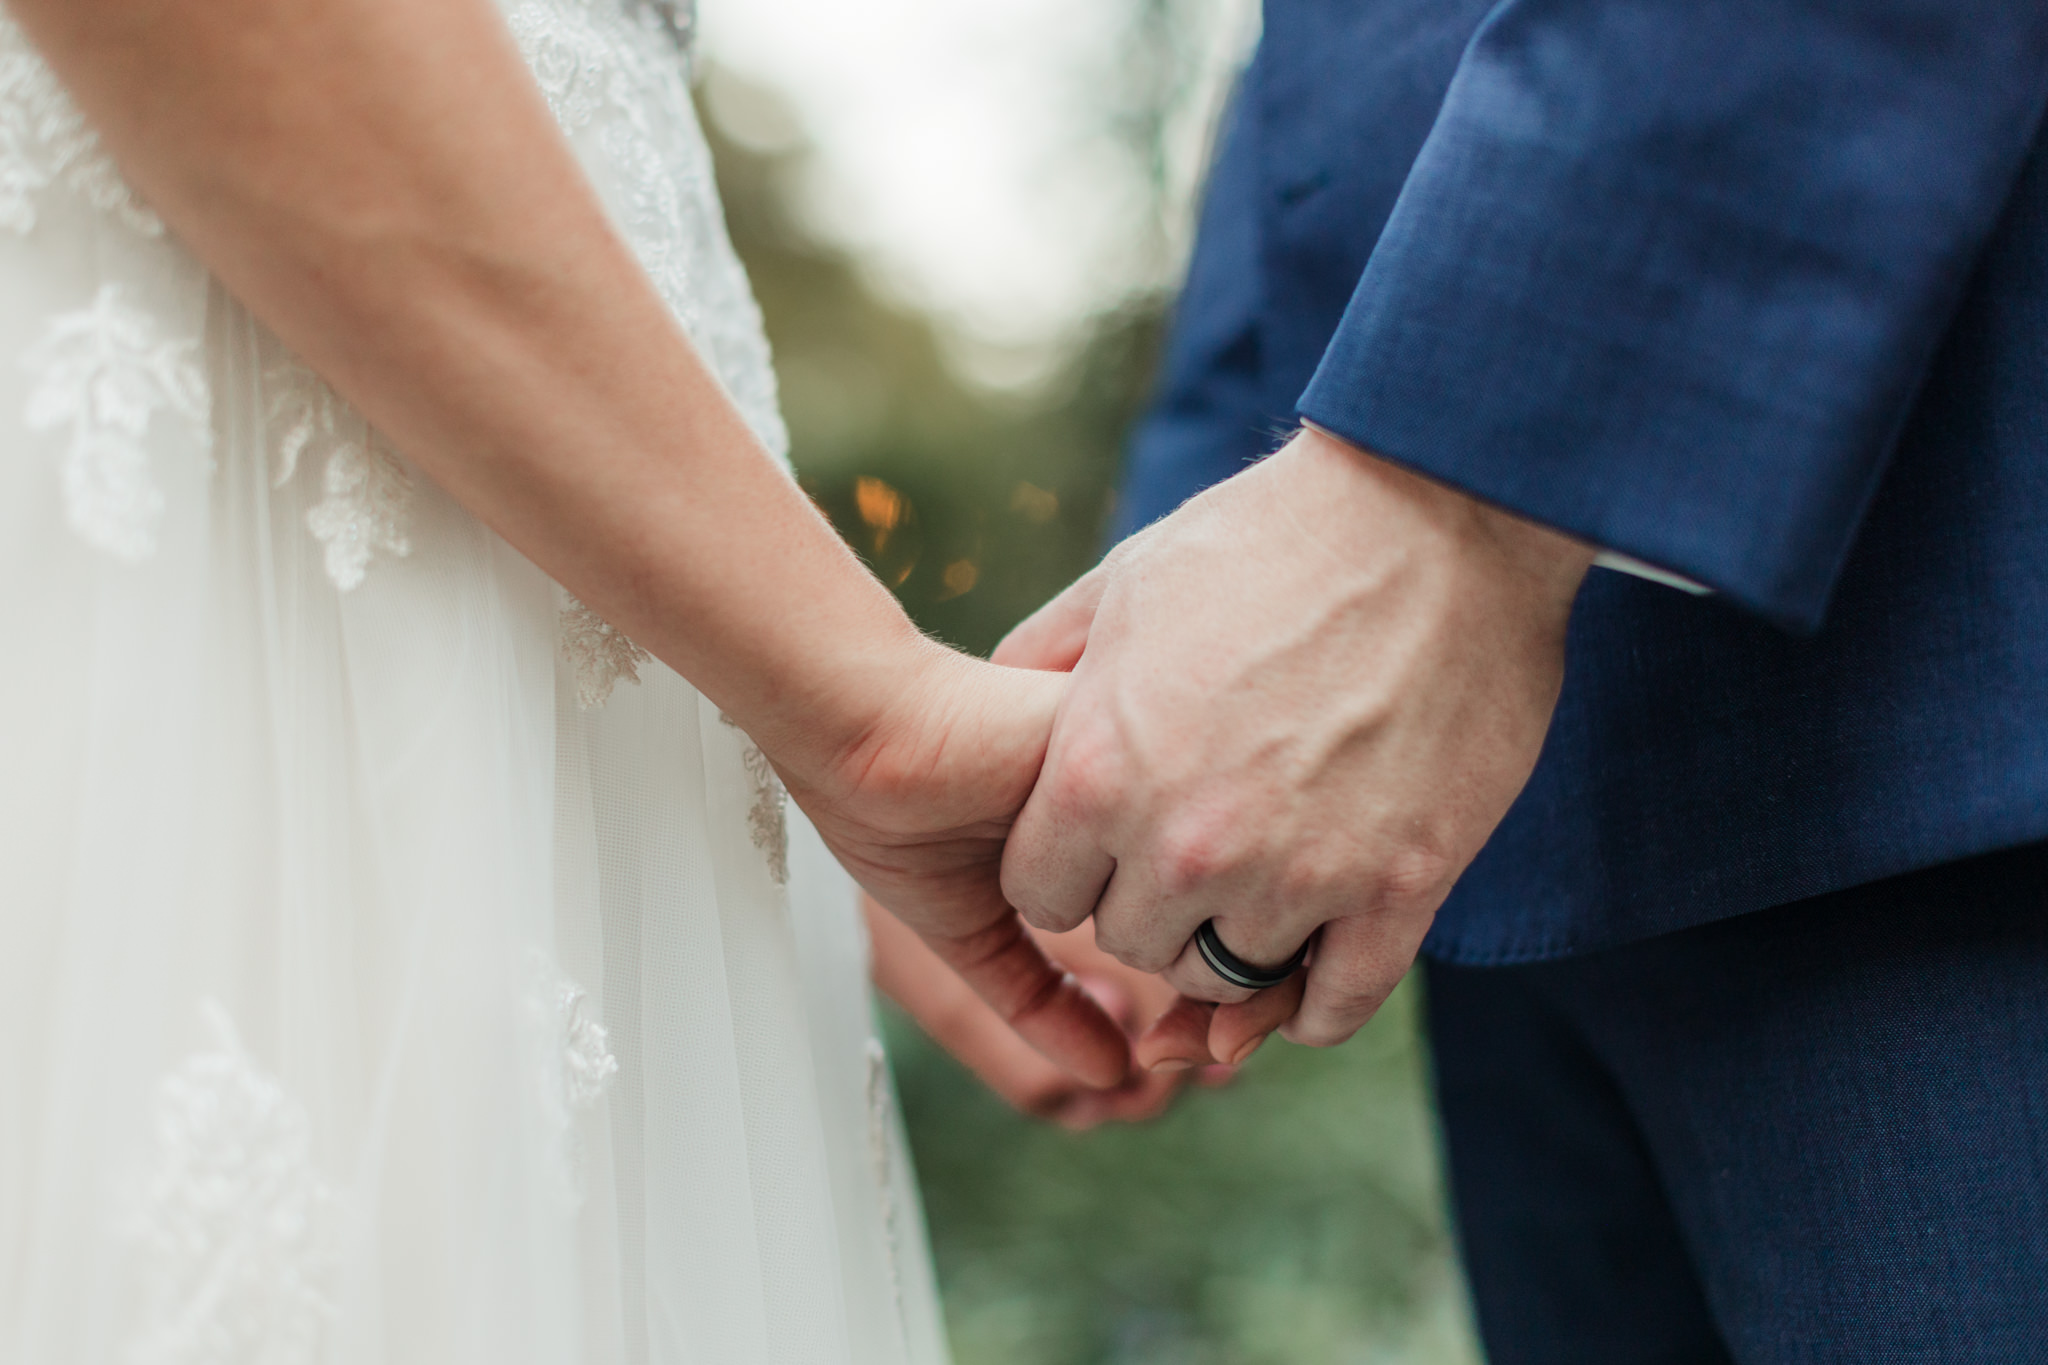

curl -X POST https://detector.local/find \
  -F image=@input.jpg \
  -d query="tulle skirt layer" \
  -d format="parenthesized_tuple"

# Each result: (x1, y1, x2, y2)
(0, 277, 948, 1363)
(2, 1, 949, 1354)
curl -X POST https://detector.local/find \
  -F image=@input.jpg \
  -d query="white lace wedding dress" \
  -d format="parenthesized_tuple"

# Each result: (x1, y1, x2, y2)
(0, 2, 951, 1361)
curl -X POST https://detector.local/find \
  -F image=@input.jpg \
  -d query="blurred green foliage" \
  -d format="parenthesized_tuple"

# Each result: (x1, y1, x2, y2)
(702, 67, 1482, 1365)
(888, 984, 1479, 1365)
(704, 74, 1157, 655)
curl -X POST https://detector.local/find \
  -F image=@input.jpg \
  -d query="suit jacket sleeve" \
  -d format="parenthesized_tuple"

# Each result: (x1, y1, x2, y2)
(1295, 0, 2048, 630)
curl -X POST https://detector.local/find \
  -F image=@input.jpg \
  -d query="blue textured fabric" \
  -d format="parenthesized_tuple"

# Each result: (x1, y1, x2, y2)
(1117, 0, 2048, 963)
(1424, 842, 2048, 1362)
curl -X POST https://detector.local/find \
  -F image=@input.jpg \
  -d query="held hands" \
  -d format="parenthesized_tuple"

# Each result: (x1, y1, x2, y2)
(866, 899, 1213, 1128)
(782, 647, 1134, 1090)
(792, 424, 1590, 1118)
(996, 426, 1593, 1062)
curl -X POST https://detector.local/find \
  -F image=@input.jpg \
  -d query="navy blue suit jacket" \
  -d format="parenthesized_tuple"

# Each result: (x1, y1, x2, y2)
(1117, 0, 2048, 964)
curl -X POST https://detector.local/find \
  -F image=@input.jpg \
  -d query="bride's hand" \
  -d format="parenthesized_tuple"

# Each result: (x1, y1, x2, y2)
(866, 898, 1205, 1128)
(784, 648, 1134, 1090)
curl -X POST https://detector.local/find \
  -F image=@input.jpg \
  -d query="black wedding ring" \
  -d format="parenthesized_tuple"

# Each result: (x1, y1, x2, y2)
(1194, 919, 1311, 991)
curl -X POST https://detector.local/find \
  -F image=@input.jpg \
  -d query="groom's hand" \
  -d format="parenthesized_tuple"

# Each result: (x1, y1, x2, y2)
(994, 426, 1593, 1050)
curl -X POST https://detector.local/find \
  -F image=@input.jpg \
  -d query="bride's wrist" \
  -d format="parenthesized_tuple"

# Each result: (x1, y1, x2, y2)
(744, 623, 962, 801)
(814, 638, 971, 799)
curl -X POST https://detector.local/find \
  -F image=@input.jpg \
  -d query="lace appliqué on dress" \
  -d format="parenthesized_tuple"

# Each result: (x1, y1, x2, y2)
(0, 11, 162, 238)
(23, 283, 209, 561)
(3, 17, 210, 566)
(560, 597, 651, 709)
(526, 951, 618, 1203)
(267, 356, 415, 591)
(553, 975, 619, 1110)
(506, 0, 789, 461)
(306, 440, 412, 592)
(508, 0, 695, 316)
(127, 999, 340, 1365)
(721, 712, 789, 885)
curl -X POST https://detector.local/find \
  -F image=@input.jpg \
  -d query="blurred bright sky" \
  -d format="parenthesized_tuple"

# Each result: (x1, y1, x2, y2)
(698, 0, 1255, 365)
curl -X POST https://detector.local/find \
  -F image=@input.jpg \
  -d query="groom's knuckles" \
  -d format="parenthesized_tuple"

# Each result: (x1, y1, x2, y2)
(1150, 812, 1235, 899)
(1000, 790, 1111, 933)
(998, 840, 1099, 933)
(1089, 884, 1183, 974)
(1367, 841, 1459, 922)
(1041, 713, 1127, 827)
(1092, 930, 1177, 978)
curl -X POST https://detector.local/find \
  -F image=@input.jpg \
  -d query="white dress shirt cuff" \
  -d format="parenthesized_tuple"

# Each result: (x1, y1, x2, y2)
(1591, 551, 1713, 596)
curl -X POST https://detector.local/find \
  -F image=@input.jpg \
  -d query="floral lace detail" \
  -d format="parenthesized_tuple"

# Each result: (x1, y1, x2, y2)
(127, 999, 340, 1365)
(306, 440, 413, 591)
(23, 284, 208, 561)
(505, 0, 789, 462)
(0, 10, 161, 238)
(553, 975, 619, 1110)
(267, 355, 415, 591)
(3, 14, 208, 569)
(526, 951, 618, 1202)
(560, 596, 651, 708)
(507, 0, 696, 315)
(721, 712, 789, 884)
(5, 0, 786, 606)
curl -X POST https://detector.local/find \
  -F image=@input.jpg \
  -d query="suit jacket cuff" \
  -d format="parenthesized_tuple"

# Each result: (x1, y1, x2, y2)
(1296, 0, 2048, 632)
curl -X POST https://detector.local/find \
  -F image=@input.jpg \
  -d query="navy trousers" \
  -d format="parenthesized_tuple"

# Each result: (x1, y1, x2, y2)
(1425, 843, 2048, 1363)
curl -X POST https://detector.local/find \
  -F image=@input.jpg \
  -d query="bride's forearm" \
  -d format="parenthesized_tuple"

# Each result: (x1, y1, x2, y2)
(8, 0, 936, 783)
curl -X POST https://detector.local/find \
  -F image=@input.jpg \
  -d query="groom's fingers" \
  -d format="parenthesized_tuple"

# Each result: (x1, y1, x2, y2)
(1208, 970, 1307, 1066)
(991, 564, 1109, 673)
(1001, 761, 1116, 934)
(1133, 996, 1218, 1071)
(1280, 915, 1406, 1049)
(1160, 939, 1255, 1005)
(920, 911, 1132, 1090)
(1136, 971, 1308, 1073)
(1156, 911, 1316, 1004)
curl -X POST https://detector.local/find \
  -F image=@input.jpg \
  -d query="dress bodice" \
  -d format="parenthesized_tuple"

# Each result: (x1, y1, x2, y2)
(0, 0, 782, 614)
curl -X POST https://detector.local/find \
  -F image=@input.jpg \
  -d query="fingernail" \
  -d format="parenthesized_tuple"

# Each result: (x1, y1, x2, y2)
(1149, 1058, 1195, 1074)
(1228, 1036, 1266, 1067)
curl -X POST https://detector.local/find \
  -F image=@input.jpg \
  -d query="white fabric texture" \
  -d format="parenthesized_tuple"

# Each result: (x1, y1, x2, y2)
(0, 1, 950, 1361)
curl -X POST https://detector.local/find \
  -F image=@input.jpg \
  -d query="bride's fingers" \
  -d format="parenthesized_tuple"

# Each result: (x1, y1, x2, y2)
(1208, 970, 1308, 1067)
(1134, 995, 1219, 1072)
(1054, 1066, 1183, 1130)
(923, 912, 1132, 1090)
